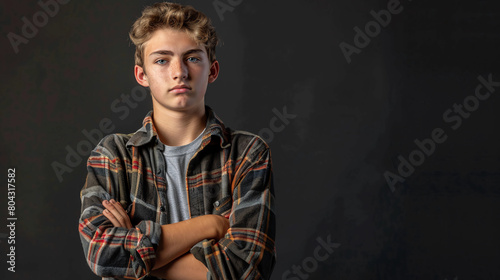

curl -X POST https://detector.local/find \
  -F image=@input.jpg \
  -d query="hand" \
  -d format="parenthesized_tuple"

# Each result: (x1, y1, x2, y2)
(102, 199, 132, 229)
(210, 215, 230, 240)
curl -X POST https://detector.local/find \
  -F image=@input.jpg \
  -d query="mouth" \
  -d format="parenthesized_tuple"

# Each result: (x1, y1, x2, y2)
(169, 84, 191, 94)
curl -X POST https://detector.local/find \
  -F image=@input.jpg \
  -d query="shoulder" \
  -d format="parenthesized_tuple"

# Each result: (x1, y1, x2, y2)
(92, 133, 135, 159)
(226, 128, 271, 162)
(207, 106, 270, 160)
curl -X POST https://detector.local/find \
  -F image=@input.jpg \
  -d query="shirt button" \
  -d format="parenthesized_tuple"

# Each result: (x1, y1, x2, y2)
(160, 206, 166, 211)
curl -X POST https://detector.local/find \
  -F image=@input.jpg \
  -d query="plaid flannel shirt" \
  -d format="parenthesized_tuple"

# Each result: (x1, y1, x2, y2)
(78, 106, 276, 279)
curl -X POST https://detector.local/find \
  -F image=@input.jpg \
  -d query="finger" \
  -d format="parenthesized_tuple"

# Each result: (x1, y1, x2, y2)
(103, 200, 127, 228)
(110, 199, 132, 229)
(104, 200, 132, 229)
(109, 199, 132, 229)
(103, 200, 124, 227)
(103, 208, 123, 227)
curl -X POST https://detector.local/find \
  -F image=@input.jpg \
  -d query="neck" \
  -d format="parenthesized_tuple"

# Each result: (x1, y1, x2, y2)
(152, 105, 207, 146)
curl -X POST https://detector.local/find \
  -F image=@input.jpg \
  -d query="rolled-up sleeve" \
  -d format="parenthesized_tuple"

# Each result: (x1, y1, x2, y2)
(191, 146, 276, 280)
(78, 140, 162, 279)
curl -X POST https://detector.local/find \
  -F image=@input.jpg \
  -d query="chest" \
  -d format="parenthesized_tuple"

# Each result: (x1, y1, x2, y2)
(126, 143, 235, 224)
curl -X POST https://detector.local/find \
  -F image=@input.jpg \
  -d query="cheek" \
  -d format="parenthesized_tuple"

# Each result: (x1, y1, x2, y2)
(193, 67, 210, 82)
(146, 72, 164, 87)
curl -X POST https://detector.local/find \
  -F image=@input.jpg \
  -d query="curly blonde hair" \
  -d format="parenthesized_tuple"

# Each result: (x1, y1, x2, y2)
(129, 2, 219, 68)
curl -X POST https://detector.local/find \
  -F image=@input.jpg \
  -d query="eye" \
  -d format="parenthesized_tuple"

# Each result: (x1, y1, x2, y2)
(155, 59, 167, 65)
(187, 57, 201, 63)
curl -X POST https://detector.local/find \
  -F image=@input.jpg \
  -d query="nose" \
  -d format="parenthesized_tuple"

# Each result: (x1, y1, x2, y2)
(170, 57, 188, 80)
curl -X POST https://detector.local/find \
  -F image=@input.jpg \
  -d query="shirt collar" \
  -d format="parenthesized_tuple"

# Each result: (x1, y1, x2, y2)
(126, 105, 231, 149)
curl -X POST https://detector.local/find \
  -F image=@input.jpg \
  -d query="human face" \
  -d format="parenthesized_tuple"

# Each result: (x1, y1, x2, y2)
(134, 28, 219, 113)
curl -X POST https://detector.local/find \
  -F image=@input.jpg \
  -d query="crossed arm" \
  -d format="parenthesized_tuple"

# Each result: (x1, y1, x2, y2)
(102, 199, 229, 280)
(81, 138, 275, 279)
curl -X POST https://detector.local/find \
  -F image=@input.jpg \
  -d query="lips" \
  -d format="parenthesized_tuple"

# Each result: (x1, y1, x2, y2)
(169, 84, 191, 93)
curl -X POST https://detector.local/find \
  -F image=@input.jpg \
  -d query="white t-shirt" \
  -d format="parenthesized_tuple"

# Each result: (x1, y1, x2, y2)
(162, 127, 206, 224)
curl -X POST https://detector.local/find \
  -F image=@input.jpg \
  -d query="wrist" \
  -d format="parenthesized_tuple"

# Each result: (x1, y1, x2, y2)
(208, 215, 220, 239)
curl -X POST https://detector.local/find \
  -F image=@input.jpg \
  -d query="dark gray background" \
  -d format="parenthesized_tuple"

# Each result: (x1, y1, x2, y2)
(1, 0, 499, 279)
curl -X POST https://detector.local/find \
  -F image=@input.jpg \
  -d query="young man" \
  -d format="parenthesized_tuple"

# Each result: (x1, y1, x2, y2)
(78, 2, 276, 280)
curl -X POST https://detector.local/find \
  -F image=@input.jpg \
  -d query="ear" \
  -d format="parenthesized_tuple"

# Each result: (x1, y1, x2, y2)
(134, 65, 149, 87)
(208, 60, 220, 83)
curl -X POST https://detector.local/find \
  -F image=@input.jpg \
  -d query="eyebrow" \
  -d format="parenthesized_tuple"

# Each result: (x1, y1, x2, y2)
(149, 48, 205, 57)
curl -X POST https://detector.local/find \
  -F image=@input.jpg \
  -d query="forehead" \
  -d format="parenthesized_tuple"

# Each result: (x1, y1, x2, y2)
(143, 28, 206, 55)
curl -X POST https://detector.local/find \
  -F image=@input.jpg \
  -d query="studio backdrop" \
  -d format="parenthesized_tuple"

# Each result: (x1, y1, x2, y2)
(1, 0, 499, 279)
